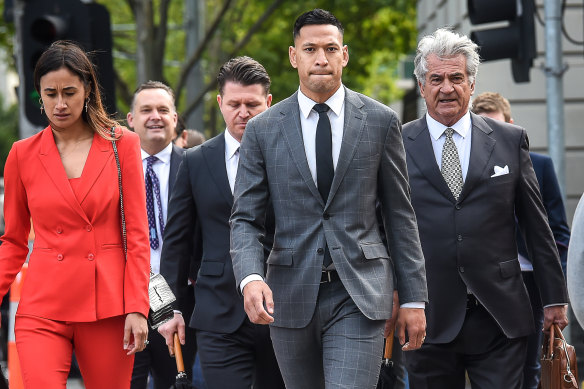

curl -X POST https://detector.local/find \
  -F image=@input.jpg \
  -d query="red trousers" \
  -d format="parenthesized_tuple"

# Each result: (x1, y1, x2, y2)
(15, 314, 135, 389)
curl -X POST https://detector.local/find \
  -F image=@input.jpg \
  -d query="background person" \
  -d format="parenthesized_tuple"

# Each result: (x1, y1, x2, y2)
(471, 91, 570, 389)
(230, 9, 427, 389)
(402, 28, 568, 389)
(173, 127, 206, 149)
(0, 40, 150, 388)
(158, 56, 284, 389)
(126, 81, 197, 389)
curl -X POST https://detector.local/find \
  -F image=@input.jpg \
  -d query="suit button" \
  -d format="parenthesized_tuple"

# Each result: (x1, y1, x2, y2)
(88, 253, 95, 261)
(317, 248, 324, 254)
(323, 213, 330, 220)
(455, 204, 461, 210)
(459, 266, 465, 273)
(56, 227, 63, 234)
(86, 225, 92, 232)
(457, 234, 463, 242)
(57, 254, 64, 261)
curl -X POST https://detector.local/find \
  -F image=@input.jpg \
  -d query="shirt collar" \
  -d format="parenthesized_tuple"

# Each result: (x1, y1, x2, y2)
(426, 111, 472, 141)
(224, 129, 240, 160)
(141, 142, 173, 164)
(297, 85, 345, 119)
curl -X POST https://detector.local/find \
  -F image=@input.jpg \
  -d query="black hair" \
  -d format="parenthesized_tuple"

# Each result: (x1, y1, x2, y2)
(293, 9, 344, 40)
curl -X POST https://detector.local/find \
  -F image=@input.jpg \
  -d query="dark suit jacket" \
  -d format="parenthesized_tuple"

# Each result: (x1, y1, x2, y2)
(168, 144, 183, 200)
(402, 113, 568, 343)
(161, 133, 248, 333)
(516, 152, 570, 273)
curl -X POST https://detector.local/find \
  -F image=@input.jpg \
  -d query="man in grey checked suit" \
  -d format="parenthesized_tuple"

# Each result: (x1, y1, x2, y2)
(230, 9, 428, 389)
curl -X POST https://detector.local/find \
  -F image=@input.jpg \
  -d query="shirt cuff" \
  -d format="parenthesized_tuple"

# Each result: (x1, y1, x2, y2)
(543, 303, 568, 308)
(240, 274, 264, 294)
(400, 302, 425, 309)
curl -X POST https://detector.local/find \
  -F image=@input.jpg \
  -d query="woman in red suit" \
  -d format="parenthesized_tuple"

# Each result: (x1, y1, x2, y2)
(0, 41, 151, 388)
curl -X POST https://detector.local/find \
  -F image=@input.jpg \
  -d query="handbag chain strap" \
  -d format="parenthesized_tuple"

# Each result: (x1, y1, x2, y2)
(111, 127, 127, 256)
(111, 127, 154, 276)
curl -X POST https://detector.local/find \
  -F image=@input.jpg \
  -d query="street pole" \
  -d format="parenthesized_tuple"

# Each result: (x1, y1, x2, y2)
(184, 0, 204, 133)
(543, 0, 567, 200)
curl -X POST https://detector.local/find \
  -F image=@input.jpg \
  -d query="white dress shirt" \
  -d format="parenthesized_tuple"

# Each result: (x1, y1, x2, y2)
(141, 142, 172, 274)
(426, 111, 472, 180)
(224, 129, 241, 194)
(297, 86, 345, 184)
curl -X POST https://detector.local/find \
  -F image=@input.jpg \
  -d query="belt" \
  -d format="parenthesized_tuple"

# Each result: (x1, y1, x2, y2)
(466, 294, 480, 310)
(320, 270, 340, 284)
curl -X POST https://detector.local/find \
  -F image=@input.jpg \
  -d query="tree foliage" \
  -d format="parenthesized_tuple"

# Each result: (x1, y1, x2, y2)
(95, 0, 416, 136)
(2, 0, 416, 138)
(0, 97, 20, 175)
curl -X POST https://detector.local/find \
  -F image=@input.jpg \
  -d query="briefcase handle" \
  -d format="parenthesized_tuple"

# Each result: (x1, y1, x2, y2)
(543, 323, 578, 388)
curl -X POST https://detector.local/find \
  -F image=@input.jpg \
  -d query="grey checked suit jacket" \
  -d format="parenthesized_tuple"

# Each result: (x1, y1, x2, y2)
(230, 87, 428, 328)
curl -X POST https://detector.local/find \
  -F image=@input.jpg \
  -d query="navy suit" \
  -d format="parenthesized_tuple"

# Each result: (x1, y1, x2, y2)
(131, 144, 198, 389)
(516, 152, 570, 389)
(160, 133, 284, 389)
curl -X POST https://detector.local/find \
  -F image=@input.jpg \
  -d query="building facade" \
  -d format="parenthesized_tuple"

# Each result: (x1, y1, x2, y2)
(415, 0, 584, 217)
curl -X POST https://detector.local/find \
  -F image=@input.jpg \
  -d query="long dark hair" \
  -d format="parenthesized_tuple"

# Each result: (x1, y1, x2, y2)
(34, 40, 119, 139)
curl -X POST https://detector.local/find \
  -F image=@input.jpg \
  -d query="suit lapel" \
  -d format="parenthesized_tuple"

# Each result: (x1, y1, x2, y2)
(38, 128, 91, 223)
(278, 94, 324, 206)
(168, 144, 183, 198)
(406, 117, 455, 201)
(458, 113, 496, 202)
(202, 133, 233, 208)
(327, 88, 366, 206)
(75, 133, 112, 206)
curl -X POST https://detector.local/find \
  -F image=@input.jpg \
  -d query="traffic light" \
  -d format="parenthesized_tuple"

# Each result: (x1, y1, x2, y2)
(18, 0, 115, 127)
(468, 0, 536, 83)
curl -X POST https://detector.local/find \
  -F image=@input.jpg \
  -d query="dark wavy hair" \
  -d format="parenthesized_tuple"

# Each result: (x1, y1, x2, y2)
(34, 40, 120, 139)
(217, 56, 271, 97)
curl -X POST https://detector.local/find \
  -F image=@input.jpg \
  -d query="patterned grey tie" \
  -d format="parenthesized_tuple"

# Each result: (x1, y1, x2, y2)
(441, 128, 464, 200)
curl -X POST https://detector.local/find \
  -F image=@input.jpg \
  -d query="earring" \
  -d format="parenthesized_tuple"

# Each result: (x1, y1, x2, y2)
(39, 98, 44, 114)
(85, 98, 89, 113)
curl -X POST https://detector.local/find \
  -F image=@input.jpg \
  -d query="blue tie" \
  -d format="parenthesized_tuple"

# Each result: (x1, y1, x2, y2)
(145, 156, 165, 250)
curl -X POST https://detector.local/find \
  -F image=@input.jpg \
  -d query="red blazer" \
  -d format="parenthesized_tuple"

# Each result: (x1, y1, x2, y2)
(0, 127, 150, 321)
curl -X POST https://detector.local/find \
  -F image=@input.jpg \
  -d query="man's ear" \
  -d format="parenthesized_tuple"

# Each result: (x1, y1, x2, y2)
(289, 46, 298, 69)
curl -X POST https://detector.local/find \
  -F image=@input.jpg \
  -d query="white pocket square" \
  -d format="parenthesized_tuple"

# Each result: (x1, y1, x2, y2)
(491, 165, 509, 178)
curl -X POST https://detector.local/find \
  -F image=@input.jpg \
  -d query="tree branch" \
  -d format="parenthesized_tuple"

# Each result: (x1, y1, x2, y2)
(154, 0, 172, 74)
(174, 0, 232, 105)
(230, 0, 285, 55)
(181, 0, 285, 118)
(114, 69, 133, 116)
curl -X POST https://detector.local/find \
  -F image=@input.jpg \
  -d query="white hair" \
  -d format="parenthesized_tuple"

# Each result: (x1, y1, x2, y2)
(414, 28, 480, 86)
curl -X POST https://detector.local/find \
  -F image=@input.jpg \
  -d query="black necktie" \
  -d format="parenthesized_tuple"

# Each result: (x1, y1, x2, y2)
(314, 103, 333, 268)
(314, 103, 333, 202)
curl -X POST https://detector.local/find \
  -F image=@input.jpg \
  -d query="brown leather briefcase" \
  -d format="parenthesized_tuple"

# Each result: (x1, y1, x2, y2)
(538, 324, 578, 389)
